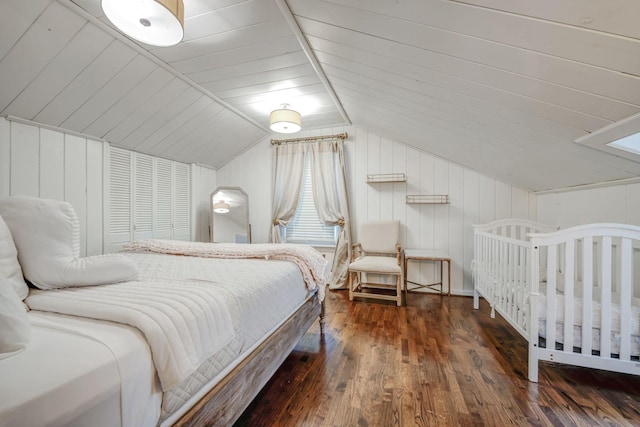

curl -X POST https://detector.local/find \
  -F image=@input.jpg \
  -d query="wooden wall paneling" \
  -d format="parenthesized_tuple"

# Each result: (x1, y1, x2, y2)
(418, 151, 436, 284)
(434, 156, 450, 287)
(462, 169, 480, 291)
(366, 131, 381, 220)
(61, 55, 157, 132)
(478, 176, 496, 224)
(0, 0, 49, 61)
(303, 1, 640, 106)
(450, 0, 640, 41)
(0, 1, 85, 112)
(84, 67, 174, 138)
(625, 184, 640, 225)
(3, 24, 113, 120)
(121, 89, 203, 150)
(64, 135, 88, 256)
(39, 128, 65, 200)
(134, 96, 213, 153)
(405, 146, 421, 250)
(353, 127, 368, 235)
(392, 141, 407, 245)
(0, 118, 10, 199)
(34, 41, 138, 126)
(10, 122, 39, 197)
(378, 137, 394, 219)
(103, 78, 188, 143)
(189, 164, 214, 243)
(86, 140, 104, 256)
(528, 192, 537, 222)
(495, 180, 512, 219)
(511, 187, 530, 220)
(247, 139, 272, 244)
(448, 163, 464, 293)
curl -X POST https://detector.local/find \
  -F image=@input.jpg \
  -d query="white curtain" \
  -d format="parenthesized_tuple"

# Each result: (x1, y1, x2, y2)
(309, 140, 352, 289)
(270, 143, 306, 242)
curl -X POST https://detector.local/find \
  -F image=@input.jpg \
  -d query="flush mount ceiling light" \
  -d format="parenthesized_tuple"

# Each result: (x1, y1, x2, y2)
(102, 0, 184, 47)
(269, 104, 301, 134)
(213, 201, 230, 214)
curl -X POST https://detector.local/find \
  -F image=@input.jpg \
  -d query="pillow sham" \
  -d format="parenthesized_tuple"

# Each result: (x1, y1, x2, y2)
(0, 196, 138, 289)
(0, 213, 28, 300)
(0, 275, 30, 360)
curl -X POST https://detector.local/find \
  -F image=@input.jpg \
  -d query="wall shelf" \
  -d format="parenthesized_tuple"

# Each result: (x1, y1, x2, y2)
(366, 173, 406, 183)
(406, 195, 449, 204)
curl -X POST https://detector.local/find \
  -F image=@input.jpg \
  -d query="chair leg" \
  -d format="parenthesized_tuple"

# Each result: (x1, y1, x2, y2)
(348, 270, 354, 301)
(396, 274, 402, 306)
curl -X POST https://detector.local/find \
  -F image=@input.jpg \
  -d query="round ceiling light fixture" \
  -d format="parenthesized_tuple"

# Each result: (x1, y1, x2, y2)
(269, 104, 301, 134)
(102, 0, 184, 47)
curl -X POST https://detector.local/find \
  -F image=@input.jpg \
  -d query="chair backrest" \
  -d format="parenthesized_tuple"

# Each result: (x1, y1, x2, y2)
(358, 220, 400, 253)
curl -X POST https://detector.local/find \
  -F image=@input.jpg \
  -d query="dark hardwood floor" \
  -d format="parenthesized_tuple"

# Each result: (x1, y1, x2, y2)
(234, 290, 640, 426)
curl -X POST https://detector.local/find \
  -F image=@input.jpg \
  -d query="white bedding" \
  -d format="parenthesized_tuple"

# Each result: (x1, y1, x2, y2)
(25, 279, 235, 391)
(537, 282, 640, 356)
(0, 312, 161, 427)
(124, 252, 312, 424)
(6, 248, 321, 426)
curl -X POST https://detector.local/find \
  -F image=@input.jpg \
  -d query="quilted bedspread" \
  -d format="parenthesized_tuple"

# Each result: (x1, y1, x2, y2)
(25, 280, 234, 391)
(122, 240, 330, 301)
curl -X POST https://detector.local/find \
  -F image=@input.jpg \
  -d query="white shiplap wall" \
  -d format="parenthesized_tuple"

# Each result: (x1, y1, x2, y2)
(0, 116, 196, 254)
(537, 181, 640, 228)
(215, 126, 536, 294)
(0, 117, 104, 257)
(191, 164, 217, 242)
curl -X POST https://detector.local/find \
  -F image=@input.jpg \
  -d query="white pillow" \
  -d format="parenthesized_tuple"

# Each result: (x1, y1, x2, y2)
(0, 196, 138, 289)
(0, 214, 28, 300)
(0, 275, 30, 360)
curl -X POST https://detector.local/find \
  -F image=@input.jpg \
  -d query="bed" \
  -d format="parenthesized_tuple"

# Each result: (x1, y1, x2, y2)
(472, 218, 640, 382)
(0, 196, 328, 426)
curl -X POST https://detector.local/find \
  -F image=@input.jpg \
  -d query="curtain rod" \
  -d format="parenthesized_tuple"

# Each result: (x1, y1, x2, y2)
(270, 132, 348, 145)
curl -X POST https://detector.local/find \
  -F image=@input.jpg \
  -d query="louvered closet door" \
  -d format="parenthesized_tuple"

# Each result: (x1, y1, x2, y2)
(154, 158, 173, 239)
(108, 147, 132, 252)
(172, 162, 190, 241)
(134, 153, 153, 240)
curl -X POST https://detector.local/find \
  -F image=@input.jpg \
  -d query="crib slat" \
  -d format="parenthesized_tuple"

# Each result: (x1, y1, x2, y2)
(563, 240, 575, 352)
(546, 245, 557, 349)
(582, 237, 593, 356)
(600, 236, 612, 358)
(619, 238, 632, 360)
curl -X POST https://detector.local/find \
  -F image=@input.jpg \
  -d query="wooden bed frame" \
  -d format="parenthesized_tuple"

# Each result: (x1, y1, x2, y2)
(175, 293, 324, 426)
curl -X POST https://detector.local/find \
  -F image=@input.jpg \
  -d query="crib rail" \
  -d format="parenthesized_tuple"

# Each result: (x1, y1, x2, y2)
(529, 223, 640, 382)
(473, 220, 640, 383)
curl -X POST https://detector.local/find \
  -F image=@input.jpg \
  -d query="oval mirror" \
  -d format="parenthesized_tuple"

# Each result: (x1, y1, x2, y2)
(210, 186, 250, 243)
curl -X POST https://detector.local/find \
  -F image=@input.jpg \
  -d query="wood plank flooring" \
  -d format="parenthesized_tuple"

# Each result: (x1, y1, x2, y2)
(234, 290, 640, 426)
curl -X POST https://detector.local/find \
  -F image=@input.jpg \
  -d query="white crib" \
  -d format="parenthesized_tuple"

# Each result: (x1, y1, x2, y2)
(472, 219, 640, 382)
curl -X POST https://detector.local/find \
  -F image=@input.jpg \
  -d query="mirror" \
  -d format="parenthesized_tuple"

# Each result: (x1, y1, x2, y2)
(210, 186, 250, 243)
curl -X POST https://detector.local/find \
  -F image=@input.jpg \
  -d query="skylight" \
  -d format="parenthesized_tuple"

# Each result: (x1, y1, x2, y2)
(607, 132, 640, 156)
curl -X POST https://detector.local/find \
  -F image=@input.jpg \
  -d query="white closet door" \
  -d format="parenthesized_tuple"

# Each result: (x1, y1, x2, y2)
(108, 147, 131, 252)
(154, 157, 173, 239)
(173, 161, 190, 241)
(133, 153, 153, 240)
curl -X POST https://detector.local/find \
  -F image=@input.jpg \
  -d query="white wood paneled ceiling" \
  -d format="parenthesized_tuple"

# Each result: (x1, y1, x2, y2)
(1, 0, 640, 191)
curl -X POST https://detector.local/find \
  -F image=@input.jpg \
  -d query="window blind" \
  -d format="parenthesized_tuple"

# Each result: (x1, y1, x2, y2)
(286, 154, 337, 246)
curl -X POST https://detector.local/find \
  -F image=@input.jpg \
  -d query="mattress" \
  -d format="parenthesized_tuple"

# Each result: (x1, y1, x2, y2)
(0, 311, 161, 427)
(538, 282, 640, 356)
(124, 252, 313, 424)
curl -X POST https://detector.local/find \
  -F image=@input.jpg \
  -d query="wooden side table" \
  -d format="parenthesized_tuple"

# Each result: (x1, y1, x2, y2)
(404, 249, 451, 296)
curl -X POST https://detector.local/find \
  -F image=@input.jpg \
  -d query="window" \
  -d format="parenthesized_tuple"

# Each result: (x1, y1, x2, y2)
(285, 153, 338, 246)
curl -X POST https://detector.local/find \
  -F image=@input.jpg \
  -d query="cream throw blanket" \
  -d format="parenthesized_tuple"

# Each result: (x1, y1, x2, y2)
(26, 280, 234, 391)
(122, 240, 329, 301)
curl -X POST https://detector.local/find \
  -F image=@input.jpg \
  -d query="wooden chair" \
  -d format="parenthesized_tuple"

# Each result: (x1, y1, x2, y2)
(348, 220, 403, 306)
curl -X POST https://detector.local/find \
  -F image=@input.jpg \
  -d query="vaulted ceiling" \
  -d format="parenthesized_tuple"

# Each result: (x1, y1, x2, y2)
(2, 0, 640, 192)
